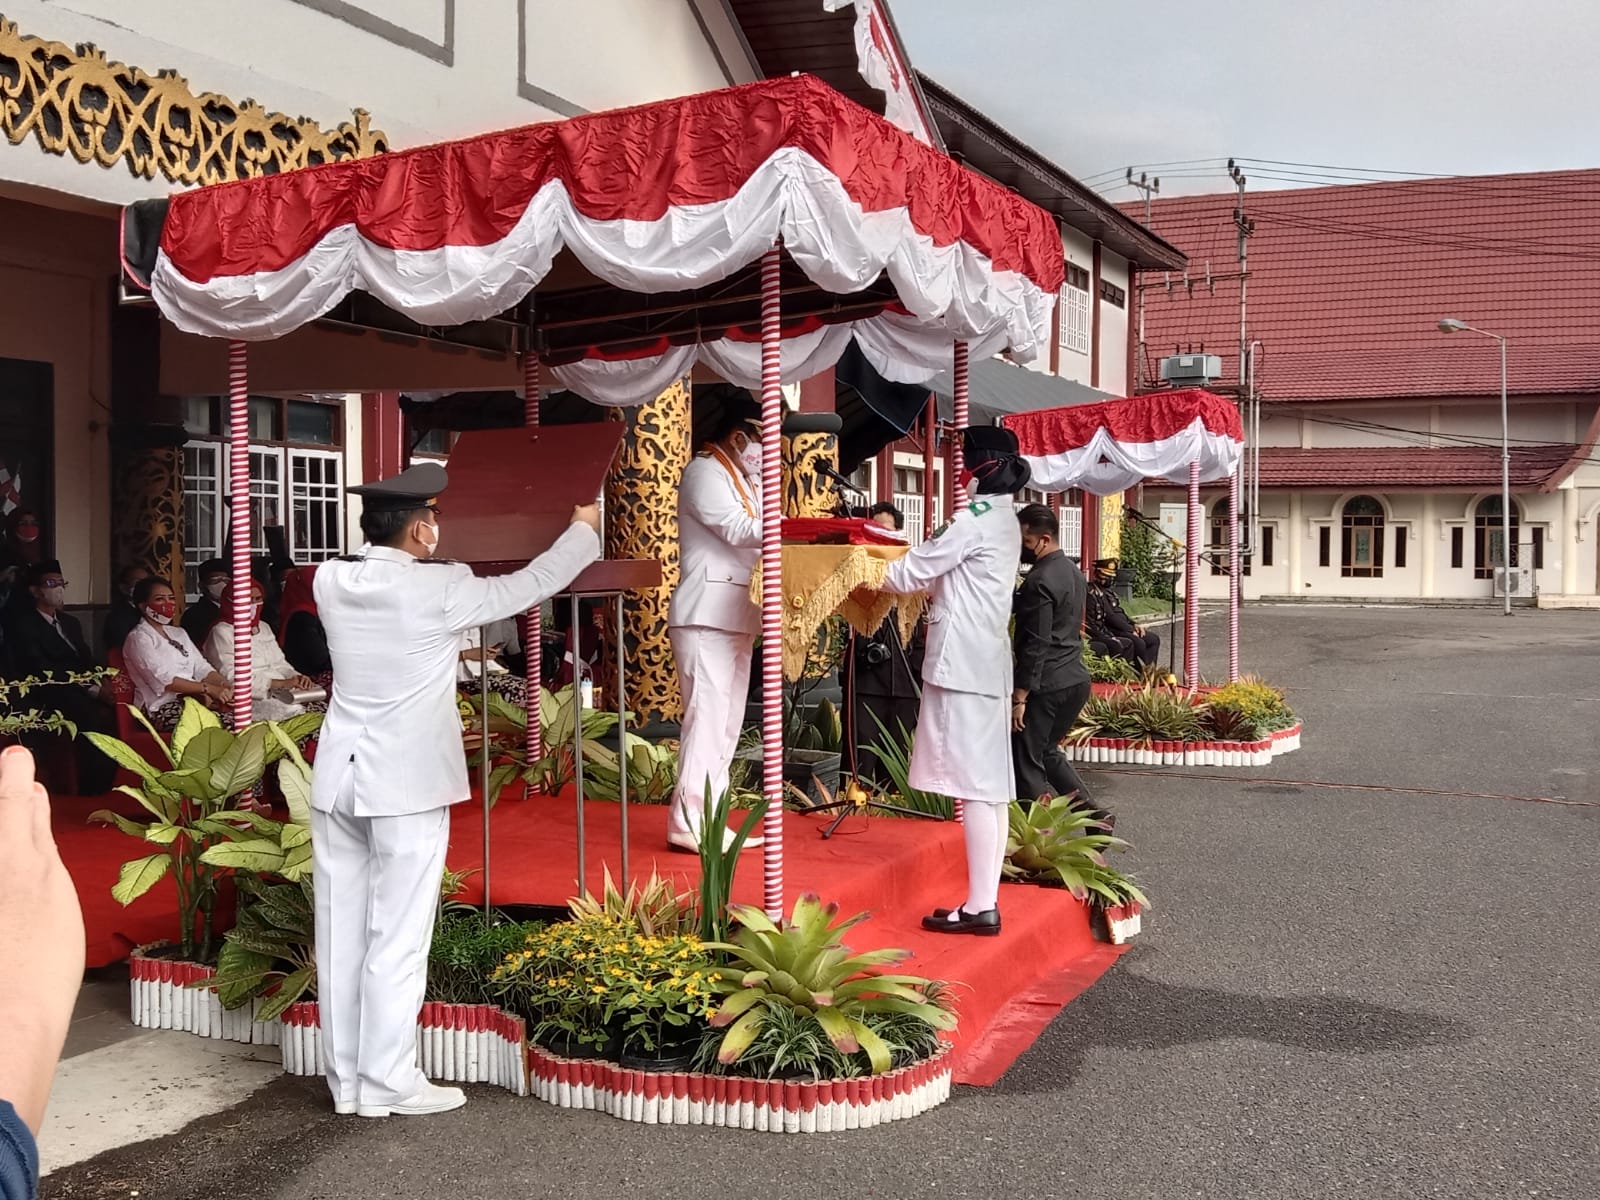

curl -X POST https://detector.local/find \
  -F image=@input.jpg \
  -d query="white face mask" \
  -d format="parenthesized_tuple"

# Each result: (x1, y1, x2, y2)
(206, 580, 227, 601)
(736, 435, 763, 479)
(42, 585, 66, 608)
(417, 519, 440, 558)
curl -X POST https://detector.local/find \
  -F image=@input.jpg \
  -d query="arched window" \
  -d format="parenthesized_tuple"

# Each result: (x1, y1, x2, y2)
(1340, 495, 1384, 578)
(1208, 504, 1257, 576)
(1473, 495, 1520, 579)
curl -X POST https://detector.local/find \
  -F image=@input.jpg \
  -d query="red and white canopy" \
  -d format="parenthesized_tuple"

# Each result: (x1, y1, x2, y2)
(1003, 388, 1245, 495)
(123, 75, 1064, 406)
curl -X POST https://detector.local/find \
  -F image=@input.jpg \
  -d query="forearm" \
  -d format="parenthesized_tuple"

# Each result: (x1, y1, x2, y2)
(0, 997, 71, 1135)
(447, 524, 601, 631)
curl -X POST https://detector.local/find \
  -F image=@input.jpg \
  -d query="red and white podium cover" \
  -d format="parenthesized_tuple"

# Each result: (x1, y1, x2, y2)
(1003, 388, 1245, 495)
(130, 75, 1064, 403)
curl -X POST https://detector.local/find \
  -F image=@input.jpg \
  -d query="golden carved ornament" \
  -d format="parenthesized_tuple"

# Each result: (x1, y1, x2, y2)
(0, 14, 388, 185)
(782, 430, 840, 519)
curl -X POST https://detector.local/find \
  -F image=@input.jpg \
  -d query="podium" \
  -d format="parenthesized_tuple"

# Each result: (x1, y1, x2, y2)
(438, 422, 663, 909)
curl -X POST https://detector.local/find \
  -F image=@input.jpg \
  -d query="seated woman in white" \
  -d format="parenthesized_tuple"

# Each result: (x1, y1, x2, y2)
(457, 624, 527, 707)
(203, 580, 323, 723)
(122, 577, 233, 730)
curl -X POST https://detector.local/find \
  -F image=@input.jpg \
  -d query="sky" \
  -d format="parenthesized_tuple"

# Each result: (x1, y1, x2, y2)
(896, 0, 1600, 200)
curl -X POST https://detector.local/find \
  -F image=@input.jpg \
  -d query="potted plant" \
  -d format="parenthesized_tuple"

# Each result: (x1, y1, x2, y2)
(1004, 794, 1149, 943)
(469, 685, 624, 804)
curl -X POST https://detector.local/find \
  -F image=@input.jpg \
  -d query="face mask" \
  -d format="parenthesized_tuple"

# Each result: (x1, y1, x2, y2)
(418, 519, 440, 557)
(206, 580, 227, 601)
(1019, 546, 1038, 566)
(16, 524, 38, 544)
(736, 436, 763, 479)
(144, 600, 176, 625)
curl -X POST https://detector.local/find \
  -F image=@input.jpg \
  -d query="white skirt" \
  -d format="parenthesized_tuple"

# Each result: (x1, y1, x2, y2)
(908, 684, 1014, 805)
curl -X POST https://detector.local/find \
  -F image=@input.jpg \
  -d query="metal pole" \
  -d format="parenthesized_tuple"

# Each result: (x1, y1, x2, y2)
(922, 397, 937, 540)
(571, 593, 586, 892)
(479, 627, 492, 919)
(615, 591, 629, 886)
(523, 354, 543, 760)
(1227, 466, 1241, 682)
(1499, 336, 1511, 618)
(758, 243, 785, 921)
(1185, 460, 1202, 686)
(225, 342, 253, 730)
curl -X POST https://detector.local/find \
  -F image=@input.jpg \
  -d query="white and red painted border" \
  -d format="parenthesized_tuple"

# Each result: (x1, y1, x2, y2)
(129, 949, 281, 1045)
(526, 1044, 951, 1133)
(278, 1001, 530, 1097)
(1067, 722, 1301, 768)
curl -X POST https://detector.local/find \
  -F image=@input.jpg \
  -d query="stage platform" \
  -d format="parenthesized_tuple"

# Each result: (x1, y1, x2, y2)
(53, 789, 1125, 1087)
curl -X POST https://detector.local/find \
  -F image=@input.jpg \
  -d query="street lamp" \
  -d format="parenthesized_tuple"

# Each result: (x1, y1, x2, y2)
(1438, 318, 1512, 616)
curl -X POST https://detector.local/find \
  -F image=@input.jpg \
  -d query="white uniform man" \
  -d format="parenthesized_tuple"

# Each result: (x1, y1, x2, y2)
(667, 391, 767, 853)
(311, 462, 600, 1117)
(879, 426, 1030, 937)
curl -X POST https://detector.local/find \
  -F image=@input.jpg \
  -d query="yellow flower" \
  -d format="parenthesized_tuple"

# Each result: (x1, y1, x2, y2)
(591, 985, 607, 994)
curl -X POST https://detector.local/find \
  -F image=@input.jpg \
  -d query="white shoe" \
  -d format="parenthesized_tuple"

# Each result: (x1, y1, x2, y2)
(667, 826, 765, 854)
(356, 1082, 466, 1118)
(334, 1100, 357, 1116)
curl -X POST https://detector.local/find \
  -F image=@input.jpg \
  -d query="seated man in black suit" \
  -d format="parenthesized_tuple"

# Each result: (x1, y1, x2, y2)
(102, 562, 151, 654)
(181, 557, 229, 646)
(6, 561, 115, 794)
(1085, 557, 1161, 669)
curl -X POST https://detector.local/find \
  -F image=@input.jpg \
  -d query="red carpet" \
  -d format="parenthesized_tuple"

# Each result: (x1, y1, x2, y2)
(53, 789, 1126, 1086)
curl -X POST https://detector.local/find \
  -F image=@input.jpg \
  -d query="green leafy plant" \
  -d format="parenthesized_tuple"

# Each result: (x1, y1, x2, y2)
(705, 896, 956, 1076)
(1203, 704, 1260, 742)
(1004, 796, 1149, 908)
(1084, 646, 1140, 684)
(428, 913, 544, 1007)
(469, 686, 626, 804)
(205, 875, 316, 1020)
(583, 734, 679, 806)
(695, 783, 769, 945)
(862, 713, 954, 820)
(88, 701, 322, 962)
(1069, 683, 1206, 744)
(1206, 675, 1296, 733)
(0, 669, 114, 737)
(568, 867, 698, 938)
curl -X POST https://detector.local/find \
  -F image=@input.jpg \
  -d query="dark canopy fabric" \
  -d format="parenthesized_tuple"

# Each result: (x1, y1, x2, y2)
(931, 357, 1113, 425)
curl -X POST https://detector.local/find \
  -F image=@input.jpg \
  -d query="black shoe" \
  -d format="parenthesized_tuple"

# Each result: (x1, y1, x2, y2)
(921, 907, 1001, 936)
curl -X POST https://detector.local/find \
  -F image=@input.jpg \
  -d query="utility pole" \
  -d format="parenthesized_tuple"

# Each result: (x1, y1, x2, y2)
(1229, 160, 1256, 562)
(1127, 169, 1160, 391)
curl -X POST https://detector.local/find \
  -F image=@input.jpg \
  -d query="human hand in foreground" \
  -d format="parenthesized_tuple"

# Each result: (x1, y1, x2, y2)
(0, 746, 86, 1134)
(572, 504, 601, 533)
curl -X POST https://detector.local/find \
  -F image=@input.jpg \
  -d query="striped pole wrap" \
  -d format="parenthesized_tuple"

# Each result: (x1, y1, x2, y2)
(1184, 459, 1202, 686)
(949, 339, 970, 825)
(523, 352, 542, 763)
(1227, 465, 1241, 682)
(226, 342, 253, 730)
(951, 340, 970, 510)
(758, 244, 785, 921)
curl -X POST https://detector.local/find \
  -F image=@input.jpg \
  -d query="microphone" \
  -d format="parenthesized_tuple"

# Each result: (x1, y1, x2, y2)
(817, 463, 866, 494)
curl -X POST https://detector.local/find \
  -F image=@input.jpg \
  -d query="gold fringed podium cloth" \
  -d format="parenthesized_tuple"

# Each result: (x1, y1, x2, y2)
(751, 545, 927, 681)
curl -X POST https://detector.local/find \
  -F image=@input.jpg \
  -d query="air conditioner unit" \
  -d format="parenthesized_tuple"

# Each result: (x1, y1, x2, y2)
(1494, 566, 1533, 597)
(1158, 354, 1223, 384)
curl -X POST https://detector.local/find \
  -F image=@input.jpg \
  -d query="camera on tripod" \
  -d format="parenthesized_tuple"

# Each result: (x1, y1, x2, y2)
(861, 639, 892, 666)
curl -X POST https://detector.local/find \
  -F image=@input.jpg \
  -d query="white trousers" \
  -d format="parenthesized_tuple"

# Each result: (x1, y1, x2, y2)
(668, 625, 753, 838)
(311, 791, 450, 1107)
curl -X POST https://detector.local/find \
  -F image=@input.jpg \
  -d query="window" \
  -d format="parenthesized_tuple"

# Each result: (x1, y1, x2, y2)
(1059, 263, 1091, 355)
(1473, 495, 1520, 579)
(1260, 525, 1275, 567)
(287, 400, 338, 445)
(182, 396, 219, 437)
(288, 450, 344, 562)
(1394, 526, 1407, 569)
(1451, 526, 1464, 569)
(1532, 526, 1545, 571)
(1318, 526, 1331, 568)
(0, 358, 54, 559)
(249, 449, 284, 554)
(893, 466, 923, 495)
(411, 426, 455, 460)
(1340, 495, 1385, 578)
(181, 443, 223, 596)
(1208, 504, 1252, 576)
(1099, 280, 1126, 308)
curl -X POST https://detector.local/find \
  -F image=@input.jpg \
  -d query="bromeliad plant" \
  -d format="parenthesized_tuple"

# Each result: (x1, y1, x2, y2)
(705, 896, 956, 1077)
(1004, 796, 1149, 910)
(88, 701, 322, 962)
(568, 867, 698, 938)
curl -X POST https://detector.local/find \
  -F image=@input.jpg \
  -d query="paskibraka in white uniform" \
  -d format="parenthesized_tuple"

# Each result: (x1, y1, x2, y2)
(880, 498, 1020, 804)
(310, 525, 599, 1110)
(668, 450, 760, 839)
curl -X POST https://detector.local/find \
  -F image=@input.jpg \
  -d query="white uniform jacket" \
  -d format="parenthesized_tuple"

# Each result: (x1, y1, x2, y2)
(880, 498, 1020, 699)
(669, 454, 761, 635)
(311, 524, 600, 817)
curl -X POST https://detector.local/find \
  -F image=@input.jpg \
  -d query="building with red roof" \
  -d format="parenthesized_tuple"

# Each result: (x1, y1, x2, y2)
(1135, 170, 1600, 603)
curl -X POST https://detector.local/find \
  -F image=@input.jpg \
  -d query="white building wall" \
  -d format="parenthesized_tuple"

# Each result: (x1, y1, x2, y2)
(1049, 227, 1095, 384)
(0, 0, 753, 208)
(1096, 251, 1131, 396)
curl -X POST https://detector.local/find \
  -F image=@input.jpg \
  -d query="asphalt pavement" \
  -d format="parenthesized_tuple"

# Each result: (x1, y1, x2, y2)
(41, 605, 1600, 1200)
